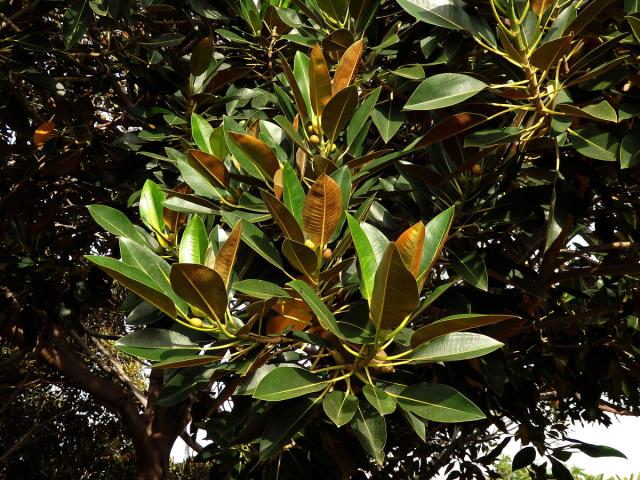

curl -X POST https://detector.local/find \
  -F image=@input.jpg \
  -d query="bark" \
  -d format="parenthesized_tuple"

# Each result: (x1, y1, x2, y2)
(1, 289, 189, 479)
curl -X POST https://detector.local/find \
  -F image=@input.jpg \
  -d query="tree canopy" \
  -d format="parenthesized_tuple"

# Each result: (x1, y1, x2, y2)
(2, 0, 640, 479)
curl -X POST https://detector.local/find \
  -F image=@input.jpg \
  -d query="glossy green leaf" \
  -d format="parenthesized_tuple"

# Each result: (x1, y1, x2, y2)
(411, 313, 515, 347)
(227, 132, 280, 181)
(63, 0, 92, 48)
(288, 279, 346, 339)
(170, 263, 227, 322)
(153, 354, 218, 369)
(363, 385, 397, 415)
(347, 86, 381, 146)
(293, 51, 312, 117)
(221, 212, 284, 270)
(464, 127, 524, 147)
(253, 366, 325, 401)
(277, 52, 309, 124)
(417, 206, 454, 286)
(558, 101, 617, 123)
(406, 74, 487, 111)
(191, 113, 214, 154)
(179, 215, 207, 264)
(620, 129, 640, 168)
(347, 214, 377, 300)
(569, 126, 618, 161)
(259, 397, 320, 460)
(282, 162, 306, 225)
(351, 405, 386, 465)
(371, 99, 405, 143)
(233, 279, 291, 300)
(86, 255, 176, 318)
(450, 252, 488, 291)
(115, 328, 198, 361)
(87, 205, 146, 244)
(395, 383, 485, 422)
(322, 391, 358, 427)
(407, 332, 503, 363)
(370, 242, 419, 331)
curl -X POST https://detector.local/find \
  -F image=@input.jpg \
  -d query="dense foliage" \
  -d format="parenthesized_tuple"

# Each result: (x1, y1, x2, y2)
(2, 0, 640, 478)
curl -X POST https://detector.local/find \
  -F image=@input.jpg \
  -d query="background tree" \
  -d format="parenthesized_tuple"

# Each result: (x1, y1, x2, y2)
(1, 0, 640, 479)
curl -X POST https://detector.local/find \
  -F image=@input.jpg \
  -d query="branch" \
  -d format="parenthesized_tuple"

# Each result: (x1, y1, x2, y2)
(548, 263, 640, 284)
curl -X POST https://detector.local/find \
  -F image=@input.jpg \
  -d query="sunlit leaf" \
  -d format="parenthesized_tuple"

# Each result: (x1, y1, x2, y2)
(170, 263, 227, 322)
(405, 73, 487, 110)
(302, 174, 343, 246)
(214, 220, 242, 287)
(411, 313, 515, 347)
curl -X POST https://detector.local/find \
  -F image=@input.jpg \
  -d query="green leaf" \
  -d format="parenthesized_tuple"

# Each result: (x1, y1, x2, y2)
(450, 252, 488, 291)
(189, 36, 213, 76)
(277, 53, 309, 124)
(371, 99, 405, 143)
(361, 223, 390, 267)
(418, 206, 454, 286)
(395, 383, 485, 422)
(569, 126, 618, 161)
(259, 397, 319, 460)
(152, 354, 219, 369)
(370, 242, 419, 331)
(405, 74, 487, 110)
(406, 332, 503, 363)
(464, 127, 524, 147)
(119, 239, 189, 317)
(347, 86, 381, 146)
(558, 101, 617, 123)
(86, 255, 176, 318)
(156, 367, 214, 407)
(282, 162, 306, 225)
(397, 0, 495, 43)
(293, 51, 312, 118)
(63, 0, 92, 48)
(221, 212, 285, 270)
(170, 263, 227, 322)
(288, 279, 347, 339)
(363, 385, 397, 415)
(411, 313, 515, 347)
(322, 391, 358, 427)
(191, 113, 214, 154)
(115, 328, 197, 361)
(571, 441, 627, 459)
(227, 132, 280, 181)
(223, 117, 264, 180)
(351, 405, 386, 465)
(87, 205, 146, 244)
(179, 215, 208, 264)
(620, 129, 640, 168)
(253, 366, 325, 401)
(322, 85, 359, 145)
(347, 214, 377, 300)
(139, 180, 165, 233)
(233, 279, 291, 300)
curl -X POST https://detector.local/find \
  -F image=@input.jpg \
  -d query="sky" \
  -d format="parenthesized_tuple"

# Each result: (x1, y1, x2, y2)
(172, 414, 640, 475)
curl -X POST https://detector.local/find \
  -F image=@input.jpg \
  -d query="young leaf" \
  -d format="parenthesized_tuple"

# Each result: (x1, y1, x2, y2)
(406, 332, 503, 363)
(214, 220, 242, 287)
(322, 85, 359, 145)
(323, 391, 358, 427)
(87, 205, 146, 244)
(405, 73, 487, 110)
(302, 174, 343, 247)
(396, 221, 425, 278)
(227, 132, 280, 180)
(86, 256, 176, 318)
(260, 189, 305, 242)
(333, 39, 364, 94)
(396, 383, 485, 422)
(363, 385, 397, 415)
(411, 313, 515, 347)
(170, 263, 227, 322)
(179, 215, 207, 264)
(253, 367, 325, 401)
(309, 44, 332, 117)
(370, 242, 419, 331)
